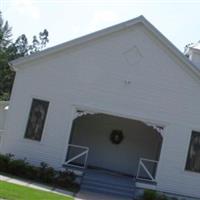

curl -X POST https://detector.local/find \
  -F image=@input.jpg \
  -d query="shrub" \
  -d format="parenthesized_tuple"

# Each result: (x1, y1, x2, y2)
(8, 159, 29, 177)
(0, 154, 13, 172)
(38, 162, 55, 184)
(55, 170, 79, 192)
(141, 190, 179, 200)
(157, 194, 169, 200)
(143, 190, 157, 200)
(0, 153, 79, 192)
(24, 165, 40, 180)
(55, 170, 75, 187)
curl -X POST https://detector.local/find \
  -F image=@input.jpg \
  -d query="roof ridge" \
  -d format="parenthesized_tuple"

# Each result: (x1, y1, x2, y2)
(9, 15, 144, 70)
(8, 16, 200, 83)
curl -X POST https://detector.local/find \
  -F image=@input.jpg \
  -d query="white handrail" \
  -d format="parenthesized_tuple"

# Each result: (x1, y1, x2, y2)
(136, 158, 158, 183)
(140, 158, 158, 163)
(68, 144, 89, 150)
(65, 150, 88, 164)
(64, 144, 89, 169)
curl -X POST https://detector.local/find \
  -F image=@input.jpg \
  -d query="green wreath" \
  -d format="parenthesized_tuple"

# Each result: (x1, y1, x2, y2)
(110, 130, 124, 144)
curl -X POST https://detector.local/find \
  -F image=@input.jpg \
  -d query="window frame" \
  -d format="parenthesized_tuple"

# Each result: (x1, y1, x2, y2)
(185, 130, 200, 173)
(24, 98, 49, 142)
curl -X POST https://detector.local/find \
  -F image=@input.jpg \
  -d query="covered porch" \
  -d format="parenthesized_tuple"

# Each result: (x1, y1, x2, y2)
(64, 109, 164, 193)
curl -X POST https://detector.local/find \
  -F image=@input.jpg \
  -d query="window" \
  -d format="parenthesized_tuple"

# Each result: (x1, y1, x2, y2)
(185, 131, 200, 173)
(24, 98, 49, 141)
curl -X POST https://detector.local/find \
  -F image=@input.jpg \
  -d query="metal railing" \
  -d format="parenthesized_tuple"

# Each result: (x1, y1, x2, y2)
(64, 144, 89, 169)
(136, 158, 158, 183)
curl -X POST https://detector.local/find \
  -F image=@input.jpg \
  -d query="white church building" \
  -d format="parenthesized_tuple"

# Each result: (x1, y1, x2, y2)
(1, 16, 200, 199)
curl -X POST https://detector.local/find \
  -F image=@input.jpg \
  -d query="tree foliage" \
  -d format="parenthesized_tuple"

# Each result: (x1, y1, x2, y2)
(0, 11, 49, 100)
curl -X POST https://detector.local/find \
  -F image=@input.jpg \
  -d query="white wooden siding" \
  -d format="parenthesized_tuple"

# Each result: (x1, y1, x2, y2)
(0, 102, 8, 130)
(1, 24, 200, 197)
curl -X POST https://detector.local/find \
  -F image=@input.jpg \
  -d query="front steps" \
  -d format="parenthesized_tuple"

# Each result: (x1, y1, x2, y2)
(80, 169, 135, 199)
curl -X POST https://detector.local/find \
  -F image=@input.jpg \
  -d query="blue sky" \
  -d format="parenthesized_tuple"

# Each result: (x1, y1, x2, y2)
(1, 0, 200, 52)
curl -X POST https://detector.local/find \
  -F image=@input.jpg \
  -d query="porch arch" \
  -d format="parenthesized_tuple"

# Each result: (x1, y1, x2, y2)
(67, 112, 163, 176)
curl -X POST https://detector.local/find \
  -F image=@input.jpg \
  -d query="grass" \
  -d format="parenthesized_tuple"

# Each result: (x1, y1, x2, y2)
(0, 172, 79, 193)
(0, 181, 74, 200)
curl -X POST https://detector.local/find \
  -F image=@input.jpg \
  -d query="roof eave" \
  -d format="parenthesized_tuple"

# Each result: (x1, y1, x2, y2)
(140, 17, 200, 79)
(9, 15, 145, 71)
(9, 15, 200, 80)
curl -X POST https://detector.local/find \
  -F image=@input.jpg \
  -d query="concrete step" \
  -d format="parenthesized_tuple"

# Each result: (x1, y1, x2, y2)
(81, 184, 134, 198)
(82, 178, 134, 192)
(81, 170, 135, 198)
(83, 175, 134, 189)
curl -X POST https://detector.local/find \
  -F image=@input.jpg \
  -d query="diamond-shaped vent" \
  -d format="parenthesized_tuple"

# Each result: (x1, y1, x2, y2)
(123, 46, 142, 65)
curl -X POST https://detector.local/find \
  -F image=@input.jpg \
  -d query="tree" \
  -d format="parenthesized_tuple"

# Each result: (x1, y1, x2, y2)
(0, 11, 49, 100)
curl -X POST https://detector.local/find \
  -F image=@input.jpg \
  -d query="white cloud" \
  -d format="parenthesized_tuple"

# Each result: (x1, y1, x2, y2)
(13, 0, 40, 20)
(88, 10, 120, 32)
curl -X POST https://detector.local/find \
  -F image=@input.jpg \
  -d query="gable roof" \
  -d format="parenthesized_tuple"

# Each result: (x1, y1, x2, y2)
(9, 15, 200, 80)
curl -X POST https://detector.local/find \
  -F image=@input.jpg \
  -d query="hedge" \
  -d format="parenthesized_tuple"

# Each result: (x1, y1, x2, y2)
(0, 154, 79, 192)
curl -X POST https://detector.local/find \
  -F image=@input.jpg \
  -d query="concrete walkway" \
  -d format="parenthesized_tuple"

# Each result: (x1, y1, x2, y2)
(0, 174, 132, 200)
(0, 174, 74, 198)
(75, 190, 132, 200)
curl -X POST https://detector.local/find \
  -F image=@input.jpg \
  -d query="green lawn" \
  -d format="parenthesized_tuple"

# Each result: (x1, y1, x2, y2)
(0, 181, 74, 200)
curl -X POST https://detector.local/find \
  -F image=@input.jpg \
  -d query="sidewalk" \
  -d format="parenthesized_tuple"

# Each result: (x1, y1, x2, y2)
(0, 174, 131, 200)
(0, 174, 74, 198)
(76, 190, 132, 200)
